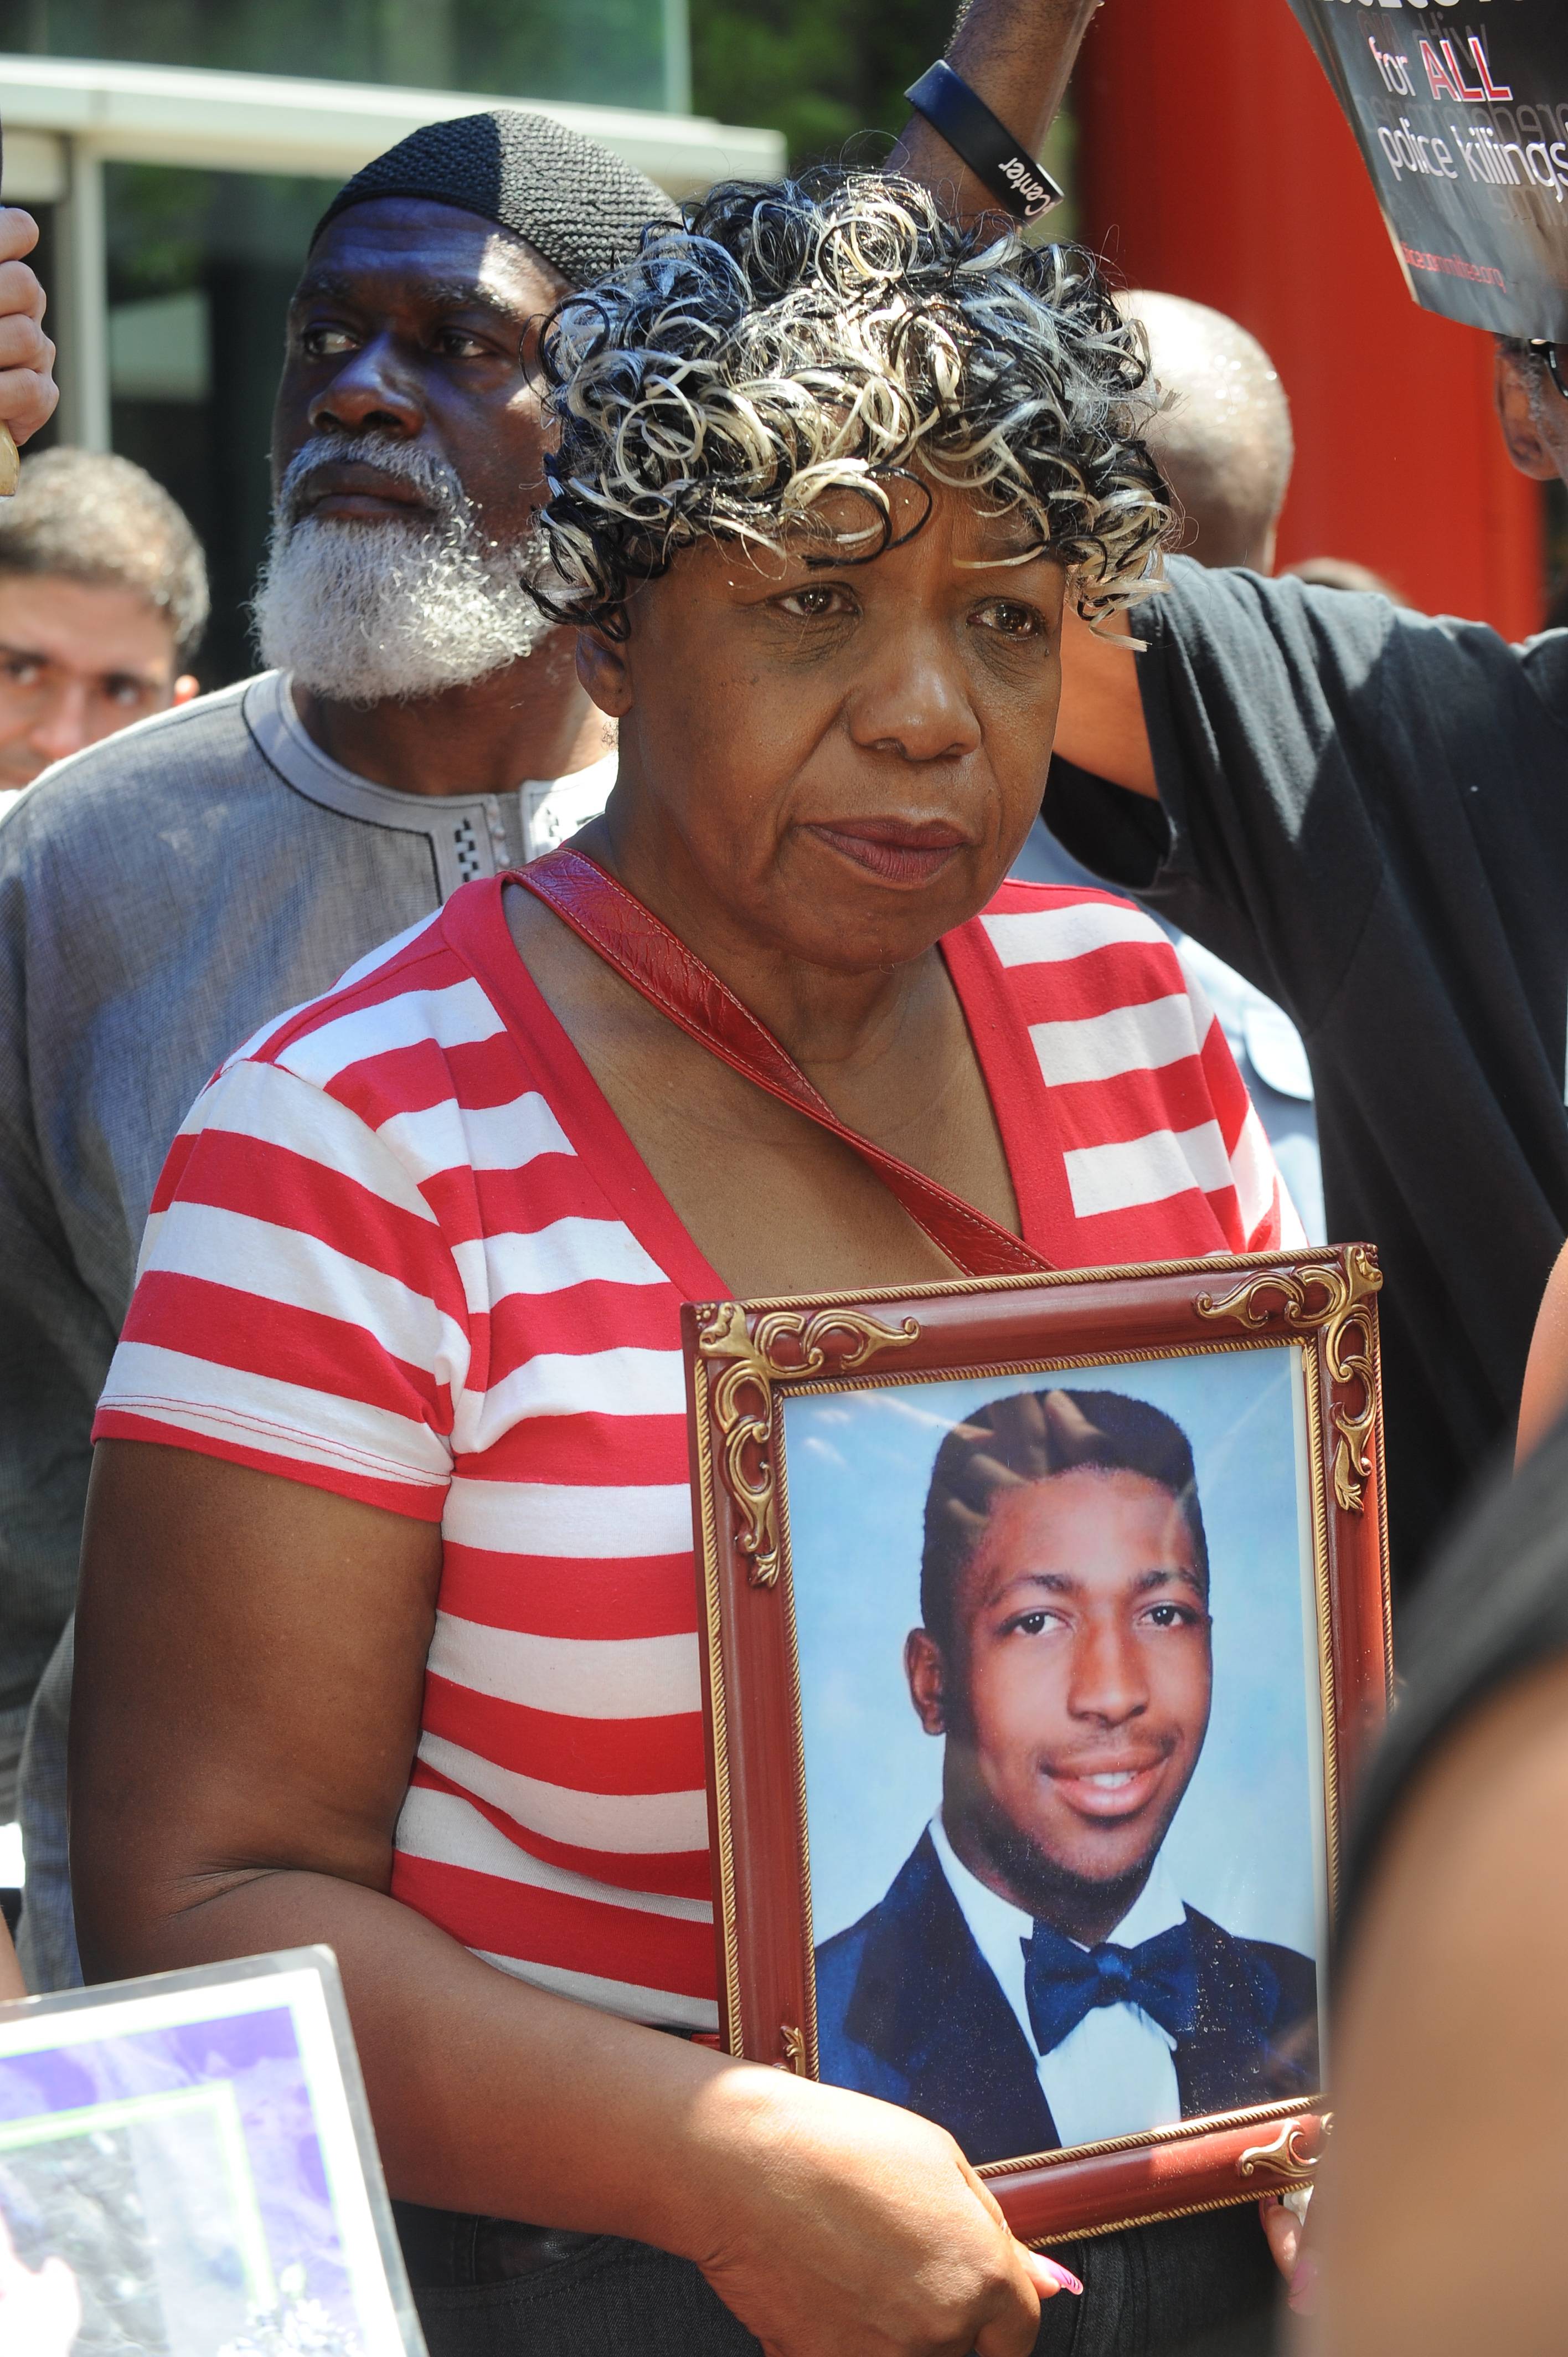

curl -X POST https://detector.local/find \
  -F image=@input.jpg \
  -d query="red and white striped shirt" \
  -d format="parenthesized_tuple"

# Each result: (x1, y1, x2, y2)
(95, 875, 1297, 2031)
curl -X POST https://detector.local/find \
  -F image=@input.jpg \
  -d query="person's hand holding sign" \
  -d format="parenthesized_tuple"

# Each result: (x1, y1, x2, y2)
(0, 205, 56, 466)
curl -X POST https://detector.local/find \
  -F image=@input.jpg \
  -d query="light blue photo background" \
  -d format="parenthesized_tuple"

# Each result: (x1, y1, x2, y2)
(783, 1346, 1326, 1960)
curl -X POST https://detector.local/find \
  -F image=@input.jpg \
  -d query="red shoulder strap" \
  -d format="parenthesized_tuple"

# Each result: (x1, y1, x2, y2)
(515, 847, 1051, 1282)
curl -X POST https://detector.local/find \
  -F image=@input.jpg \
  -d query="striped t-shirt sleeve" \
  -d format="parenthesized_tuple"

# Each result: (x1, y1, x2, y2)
(1182, 965, 1303, 1254)
(979, 890, 1302, 1258)
(95, 1054, 468, 1521)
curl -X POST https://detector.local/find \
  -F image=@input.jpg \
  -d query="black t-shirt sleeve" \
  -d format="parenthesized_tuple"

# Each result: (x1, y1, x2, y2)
(1045, 559, 1568, 1033)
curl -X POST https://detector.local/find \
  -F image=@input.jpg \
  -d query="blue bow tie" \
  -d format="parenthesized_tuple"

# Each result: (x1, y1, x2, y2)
(1023, 1914, 1198, 2056)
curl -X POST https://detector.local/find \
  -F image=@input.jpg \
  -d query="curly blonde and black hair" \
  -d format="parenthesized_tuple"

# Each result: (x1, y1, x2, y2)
(529, 169, 1172, 638)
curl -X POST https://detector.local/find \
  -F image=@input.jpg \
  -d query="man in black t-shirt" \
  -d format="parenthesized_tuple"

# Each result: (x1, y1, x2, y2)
(899, 0, 1568, 1594)
(1050, 558, 1568, 1588)
(900, 0, 1568, 1592)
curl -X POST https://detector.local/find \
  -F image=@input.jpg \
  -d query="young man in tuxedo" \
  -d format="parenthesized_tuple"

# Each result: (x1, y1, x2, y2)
(815, 1387, 1318, 2165)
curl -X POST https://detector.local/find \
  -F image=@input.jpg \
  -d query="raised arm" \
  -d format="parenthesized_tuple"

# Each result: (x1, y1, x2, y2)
(1053, 605, 1158, 798)
(888, 0, 1102, 222)
(891, 1, 1159, 798)
(0, 210, 57, 446)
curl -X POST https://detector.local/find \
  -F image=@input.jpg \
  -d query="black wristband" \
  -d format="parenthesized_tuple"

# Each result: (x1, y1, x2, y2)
(904, 60, 1064, 222)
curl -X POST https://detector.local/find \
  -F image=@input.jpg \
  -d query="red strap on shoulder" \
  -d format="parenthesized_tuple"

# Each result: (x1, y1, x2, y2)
(515, 847, 1051, 1281)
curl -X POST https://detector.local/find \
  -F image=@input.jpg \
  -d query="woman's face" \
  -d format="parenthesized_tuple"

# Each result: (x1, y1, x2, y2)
(580, 478, 1069, 972)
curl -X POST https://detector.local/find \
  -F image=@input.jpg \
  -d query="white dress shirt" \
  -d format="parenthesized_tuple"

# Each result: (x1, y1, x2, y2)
(928, 1813, 1187, 2150)
(522, 753, 619, 859)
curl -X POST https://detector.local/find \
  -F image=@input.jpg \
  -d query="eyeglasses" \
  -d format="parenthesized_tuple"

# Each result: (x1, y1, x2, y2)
(1526, 341, 1568, 401)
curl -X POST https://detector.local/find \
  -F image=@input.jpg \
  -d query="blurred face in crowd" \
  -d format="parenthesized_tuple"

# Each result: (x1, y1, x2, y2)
(1496, 347, 1568, 490)
(0, 574, 195, 786)
(906, 1466, 1212, 1939)
(257, 198, 563, 702)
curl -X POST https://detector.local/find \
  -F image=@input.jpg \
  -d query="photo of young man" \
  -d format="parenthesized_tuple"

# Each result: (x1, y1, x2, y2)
(813, 1387, 1320, 2165)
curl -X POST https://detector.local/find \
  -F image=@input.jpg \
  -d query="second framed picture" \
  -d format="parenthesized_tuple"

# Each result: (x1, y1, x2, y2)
(683, 1246, 1391, 2243)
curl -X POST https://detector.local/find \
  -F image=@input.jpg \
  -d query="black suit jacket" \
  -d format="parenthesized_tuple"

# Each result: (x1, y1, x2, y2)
(814, 1830, 1319, 2165)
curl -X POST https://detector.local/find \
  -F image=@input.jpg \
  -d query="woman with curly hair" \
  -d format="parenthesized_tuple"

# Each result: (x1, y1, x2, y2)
(70, 174, 1296, 2356)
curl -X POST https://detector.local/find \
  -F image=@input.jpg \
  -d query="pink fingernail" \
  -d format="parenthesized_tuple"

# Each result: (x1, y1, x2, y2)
(1042, 2258, 1084, 2295)
(1287, 2252, 1318, 2317)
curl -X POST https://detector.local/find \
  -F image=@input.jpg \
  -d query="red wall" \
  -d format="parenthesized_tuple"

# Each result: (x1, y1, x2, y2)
(1073, 0, 1544, 637)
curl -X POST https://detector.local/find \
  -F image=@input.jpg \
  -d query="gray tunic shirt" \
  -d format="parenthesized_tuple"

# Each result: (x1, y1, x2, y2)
(0, 668, 614, 1803)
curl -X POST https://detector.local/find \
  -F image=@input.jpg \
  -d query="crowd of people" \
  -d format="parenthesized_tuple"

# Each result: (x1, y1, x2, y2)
(1, 0, 1567, 2348)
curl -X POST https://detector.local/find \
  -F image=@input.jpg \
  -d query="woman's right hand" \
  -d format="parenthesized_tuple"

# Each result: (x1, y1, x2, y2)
(672, 2063, 1079, 2356)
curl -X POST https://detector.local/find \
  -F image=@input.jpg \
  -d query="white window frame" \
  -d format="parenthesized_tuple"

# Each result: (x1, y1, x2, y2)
(0, 52, 784, 450)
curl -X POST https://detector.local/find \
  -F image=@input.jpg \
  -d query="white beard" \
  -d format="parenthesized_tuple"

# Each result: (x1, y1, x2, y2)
(252, 433, 551, 705)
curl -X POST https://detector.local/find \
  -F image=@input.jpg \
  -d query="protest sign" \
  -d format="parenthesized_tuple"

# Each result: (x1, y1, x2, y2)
(1287, 0, 1568, 338)
(0, 1949, 425, 2356)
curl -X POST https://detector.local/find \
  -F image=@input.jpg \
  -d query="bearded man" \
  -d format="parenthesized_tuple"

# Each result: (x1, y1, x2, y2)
(0, 108, 674, 1990)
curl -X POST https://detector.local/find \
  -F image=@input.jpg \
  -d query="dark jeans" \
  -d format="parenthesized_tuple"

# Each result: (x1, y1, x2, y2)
(397, 2199, 1282, 2357)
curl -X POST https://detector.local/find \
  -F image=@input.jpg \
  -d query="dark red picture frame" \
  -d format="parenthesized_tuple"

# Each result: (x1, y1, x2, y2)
(682, 1246, 1391, 2242)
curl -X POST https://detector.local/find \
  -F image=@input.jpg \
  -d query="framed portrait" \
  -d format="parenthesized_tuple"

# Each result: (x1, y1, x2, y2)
(683, 1246, 1391, 2242)
(0, 1947, 425, 2355)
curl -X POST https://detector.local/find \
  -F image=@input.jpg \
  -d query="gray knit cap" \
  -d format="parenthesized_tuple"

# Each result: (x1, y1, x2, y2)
(313, 109, 678, 290)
